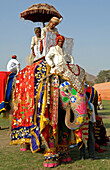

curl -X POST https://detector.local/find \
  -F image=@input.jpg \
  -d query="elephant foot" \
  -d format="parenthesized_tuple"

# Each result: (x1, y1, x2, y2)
(57, 145, 72, 163)
(43, 160, 59, 167)
(20, 143, 30, 151)
(60, 156, 72, 163)
(20, 148, 27, 151)
(67, 157, 72, 162)
(60, 153, 72, 163)
(43, 148, 59, 167)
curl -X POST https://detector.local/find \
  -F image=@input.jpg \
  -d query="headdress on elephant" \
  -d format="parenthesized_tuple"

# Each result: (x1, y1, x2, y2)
(55, 34, 65, 45)
(34, 27, 41, 34)
(12, 55, 17, 59)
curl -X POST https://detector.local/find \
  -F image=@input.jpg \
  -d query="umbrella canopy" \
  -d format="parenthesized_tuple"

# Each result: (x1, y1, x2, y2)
(20, 3, 63, 23)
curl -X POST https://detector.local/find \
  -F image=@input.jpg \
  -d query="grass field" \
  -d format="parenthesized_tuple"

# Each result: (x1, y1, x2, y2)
(0, 100, 110, 170)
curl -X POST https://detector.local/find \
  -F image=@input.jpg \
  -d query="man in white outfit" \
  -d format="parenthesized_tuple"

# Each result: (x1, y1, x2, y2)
(45, 35, 73, 74)
(41, 17, 61, 40)
(7, 55, 20, 74)
(31, 27, 43, 61)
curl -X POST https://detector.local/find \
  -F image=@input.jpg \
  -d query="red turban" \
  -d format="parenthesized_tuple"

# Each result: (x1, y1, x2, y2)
(34, 27, 41, 34)
(12, 55, 17, 59)
(55, 35, 65, 45)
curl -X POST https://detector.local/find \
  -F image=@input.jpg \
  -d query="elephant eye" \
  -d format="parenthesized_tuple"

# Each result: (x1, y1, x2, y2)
(65, 89, 69, 93)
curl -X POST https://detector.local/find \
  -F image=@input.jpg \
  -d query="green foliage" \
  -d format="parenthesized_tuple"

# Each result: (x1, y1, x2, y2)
(95, 70, 110, 84)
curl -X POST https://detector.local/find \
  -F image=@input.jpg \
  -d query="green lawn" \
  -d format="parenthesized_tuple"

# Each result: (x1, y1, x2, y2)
(0, 100, 110, 170)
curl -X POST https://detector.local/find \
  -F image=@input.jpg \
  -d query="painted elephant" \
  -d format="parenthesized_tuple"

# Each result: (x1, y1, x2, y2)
(10, 59, 91, 168)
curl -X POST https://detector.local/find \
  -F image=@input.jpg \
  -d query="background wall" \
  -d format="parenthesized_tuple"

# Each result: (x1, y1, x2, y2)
(94, 82, 110, 100)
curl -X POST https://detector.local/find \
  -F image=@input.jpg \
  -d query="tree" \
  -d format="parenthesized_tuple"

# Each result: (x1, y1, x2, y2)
(95, 70, 110, 84)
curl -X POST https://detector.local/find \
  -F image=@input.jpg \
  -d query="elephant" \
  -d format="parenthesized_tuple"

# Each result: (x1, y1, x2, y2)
(10, 59, 91, 167)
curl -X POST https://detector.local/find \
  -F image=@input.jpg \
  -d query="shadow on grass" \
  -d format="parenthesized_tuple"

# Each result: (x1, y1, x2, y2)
(98, 111, 110, 116)
(70, 145, 110, 161)
(0, 127, 9, 130)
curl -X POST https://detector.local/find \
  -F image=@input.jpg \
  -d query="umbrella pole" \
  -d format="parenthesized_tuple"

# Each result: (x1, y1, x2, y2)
(42, 22, 45, 27)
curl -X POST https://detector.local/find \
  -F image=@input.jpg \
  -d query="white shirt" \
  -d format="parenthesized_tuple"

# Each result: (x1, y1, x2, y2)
(41, 26, 58, 40)
(7, 58, 20, 74)
(90, 103, 96, 123)
(45, 45, 65, 73)
(31, 36, 40, 49)
(31, 36, 43, 60)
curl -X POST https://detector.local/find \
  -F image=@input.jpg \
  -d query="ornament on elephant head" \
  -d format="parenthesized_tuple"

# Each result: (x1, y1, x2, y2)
(59, 81, 87, 130)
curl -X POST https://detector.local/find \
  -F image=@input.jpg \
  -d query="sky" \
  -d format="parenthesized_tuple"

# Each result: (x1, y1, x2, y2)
(0, 0, 110, 76)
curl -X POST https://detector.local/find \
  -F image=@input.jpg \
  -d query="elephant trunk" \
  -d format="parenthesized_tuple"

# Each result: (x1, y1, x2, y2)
(65, 103, 78, 130)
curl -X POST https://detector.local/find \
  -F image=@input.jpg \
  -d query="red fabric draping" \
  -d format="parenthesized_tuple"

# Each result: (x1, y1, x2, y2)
(0, 71, 11, 110)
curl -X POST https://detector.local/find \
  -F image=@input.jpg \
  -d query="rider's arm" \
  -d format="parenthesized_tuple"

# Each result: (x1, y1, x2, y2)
(14, 60, 20, 74)
(45, 47, 55, 68)
(41, 27, 47, 40)
(31, 36, 36, 53)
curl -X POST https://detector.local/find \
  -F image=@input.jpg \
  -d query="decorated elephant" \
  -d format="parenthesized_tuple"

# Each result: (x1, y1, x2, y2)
(9, 57, 92, 167)
(10, 31, 92, 168)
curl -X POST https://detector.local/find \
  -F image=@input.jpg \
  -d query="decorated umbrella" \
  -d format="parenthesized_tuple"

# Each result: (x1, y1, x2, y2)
(20, 3, 63, 25)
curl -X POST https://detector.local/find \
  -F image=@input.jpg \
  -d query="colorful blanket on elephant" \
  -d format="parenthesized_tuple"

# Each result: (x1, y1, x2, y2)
(10, 59, 48, 146)
(0, 71, 15, 113)
(31, 74, 59, 153)
(86, 86, 96, 103)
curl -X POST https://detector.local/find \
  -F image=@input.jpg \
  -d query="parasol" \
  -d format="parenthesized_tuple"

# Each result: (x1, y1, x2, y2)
(20, 3, 63, 24)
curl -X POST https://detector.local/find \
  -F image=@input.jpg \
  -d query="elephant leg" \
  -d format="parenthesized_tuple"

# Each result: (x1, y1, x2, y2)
(58, 108, 71, 162)
(88, 122, 95, 158)
(43, 125, 59, 168)
(80, 143, 86, 160)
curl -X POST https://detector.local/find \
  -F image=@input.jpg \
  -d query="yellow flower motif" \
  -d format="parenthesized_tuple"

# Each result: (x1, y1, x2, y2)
(13, 120, 16, 125)
(78, 96, 81, 100)
(37, 67, 42, 71)
(77, 116, 83, 124)
(15, 134, 18, 138)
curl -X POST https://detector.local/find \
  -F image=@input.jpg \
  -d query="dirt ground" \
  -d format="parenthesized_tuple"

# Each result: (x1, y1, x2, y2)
(0, 128, 10, 148)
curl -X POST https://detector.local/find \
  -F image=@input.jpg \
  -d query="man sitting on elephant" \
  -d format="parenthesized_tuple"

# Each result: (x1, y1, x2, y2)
(45, 35, 74, 74)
